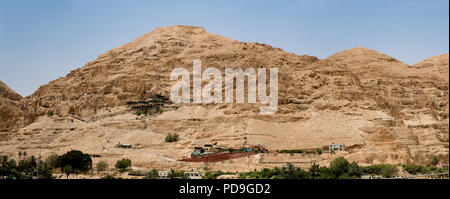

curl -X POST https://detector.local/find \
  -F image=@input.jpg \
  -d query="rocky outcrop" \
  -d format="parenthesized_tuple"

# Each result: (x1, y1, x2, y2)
(0, 81, 23, 132)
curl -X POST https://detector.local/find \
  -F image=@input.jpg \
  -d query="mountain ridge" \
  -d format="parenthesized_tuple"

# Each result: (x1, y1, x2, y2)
(0, 25, 447, 170)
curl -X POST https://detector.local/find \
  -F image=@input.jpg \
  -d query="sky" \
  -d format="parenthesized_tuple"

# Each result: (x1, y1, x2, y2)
(0, 0, 448, 97)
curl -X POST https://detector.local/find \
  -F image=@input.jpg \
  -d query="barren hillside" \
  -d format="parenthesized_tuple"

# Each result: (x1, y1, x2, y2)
(0, 26, 448, 172)
(0, 80, 23, 132)
(413, 53, 449, 81)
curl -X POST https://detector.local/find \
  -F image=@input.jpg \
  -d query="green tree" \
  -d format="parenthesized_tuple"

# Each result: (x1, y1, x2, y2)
(318, 166, 336, 179)
(337, 173, 351, 179)
(329, 157, 350, 177)
(145, 169, 159, 179)
(431, 156, 439, 166)
(363, 164, 398, 177)
(73, 169, 81, 179)
(18, 156, 37, 174)
(45, 153, 60, 169)
(348, 161, 362, 178)
(63, 165, 72, 179)
(309, 163, 320, 178)
(115, 158, 132, 172)
(58, 150, 92, 171)
(96, 161, 109, 171)
(0, 156, 7, 165)
(380, 164, 397, 178)
(39, 162, 53, 179)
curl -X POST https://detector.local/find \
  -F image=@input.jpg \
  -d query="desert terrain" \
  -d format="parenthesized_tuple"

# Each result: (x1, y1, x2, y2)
(0, 25, 448, 176)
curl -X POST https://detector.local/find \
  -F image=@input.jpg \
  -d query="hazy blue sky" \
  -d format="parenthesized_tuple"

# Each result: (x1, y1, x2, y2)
(0, 0, 448, 96)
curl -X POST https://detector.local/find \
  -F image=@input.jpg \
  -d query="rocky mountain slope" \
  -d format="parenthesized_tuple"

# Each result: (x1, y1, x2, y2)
(0, 26, 448, 171)
(20, 25, 317, 122)
(413, 53, 449, 81)
(0, 81, 23, 132)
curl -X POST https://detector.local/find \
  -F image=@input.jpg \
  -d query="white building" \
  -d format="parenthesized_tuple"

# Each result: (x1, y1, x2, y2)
(184, 171, 202, 179)
(158, 171, 169, 179)
(329, 143, 345, 151)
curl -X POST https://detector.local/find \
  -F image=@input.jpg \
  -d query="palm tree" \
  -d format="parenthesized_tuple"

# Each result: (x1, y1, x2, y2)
(309, 163, 320, 178)
(1, 155, 8, 165)
(23, 151, 27, 159)
(18, 152, 22, 162)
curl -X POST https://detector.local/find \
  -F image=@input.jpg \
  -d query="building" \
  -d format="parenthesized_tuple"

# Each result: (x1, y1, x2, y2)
(158, 171, 169, 179)
(184, 171, 202, 179)
(329, 143, 345, 151)
(361, 175, 383, 179)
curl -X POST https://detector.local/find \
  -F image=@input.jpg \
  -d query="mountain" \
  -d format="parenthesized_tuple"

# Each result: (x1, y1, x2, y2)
(0, 80, 22, 101)
(0, 80, 23, 133)
(20, 25, 317, 121)
(0, 26, 447, 172)
(413, 53, 449, 81)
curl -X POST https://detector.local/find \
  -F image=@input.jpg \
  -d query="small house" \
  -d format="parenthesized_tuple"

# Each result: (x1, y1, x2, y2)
(329, 143, 345, 151)
(184, 171, 202, 179)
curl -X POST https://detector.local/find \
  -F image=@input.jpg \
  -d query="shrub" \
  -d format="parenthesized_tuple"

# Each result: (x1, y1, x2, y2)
(69, 107, 75, 115)
(167, 169, 185, 179)
(380, 164, 397, 178)
(115, 158, 132, 172)
(173, 133, 179, 141)
(337, 173, 351, 179)
(165, 133, 172, 142)
(96, 161, 109, 171)
(45, 153, 60, 169)
(318, 166, 335, 179)
(277, 149, 304, 154)
(431, 156, 439, 166)
(39, 162, 53, 179)
(165, 133, 179, 142)
(363, 164, 398, 177)
(145, 169, 159, 179)
(402, 164, 433, 175)
(316, 149, 323, 155)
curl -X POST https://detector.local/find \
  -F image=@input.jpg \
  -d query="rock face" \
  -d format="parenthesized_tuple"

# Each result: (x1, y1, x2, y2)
(0, 81, 22, 101)
(0, 25, 448, 169)
(21, 25, 317, 121)
(0, 81, 23, 132)
(319, 48, 449, 164)
(413, 53, 449, 81)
